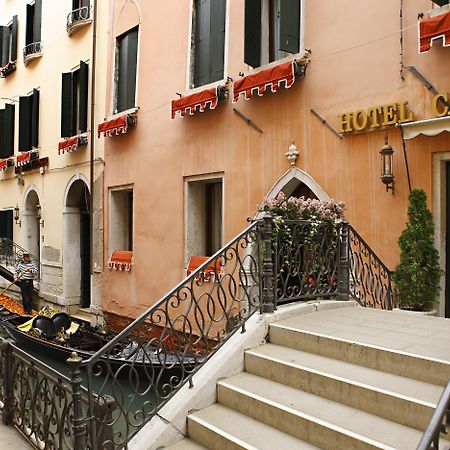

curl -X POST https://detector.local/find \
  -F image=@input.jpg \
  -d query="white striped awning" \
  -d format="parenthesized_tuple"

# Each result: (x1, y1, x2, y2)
(400, 116, 450, 140)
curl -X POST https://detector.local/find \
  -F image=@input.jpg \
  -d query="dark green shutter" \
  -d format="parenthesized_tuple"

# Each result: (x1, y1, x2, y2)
(19, 96, 31, 152)
(26, 4, 33, 45)
(33, 0, 42, 43)
(244, 0, 261, 68)
(1, 27, 9, 66)
(11, 16, 18, 61)
(4, 104, 14, 157)
(279, 0, 300, 54)
(209, 0, 226, 83)
(0, 110, 5, 158)
(79, 61, 88, 133)
(82, 0, 90, 7)
(0, 210, 13, 241)
(31, 89, 39, 148)
(193, 0, 211, 87)
(117, 27, 138, 112)
(72, 0, 79, 9)
(61, 72, 74, 138)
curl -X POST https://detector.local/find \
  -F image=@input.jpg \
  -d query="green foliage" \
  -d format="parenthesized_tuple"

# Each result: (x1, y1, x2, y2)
(393, 189, 441, 311)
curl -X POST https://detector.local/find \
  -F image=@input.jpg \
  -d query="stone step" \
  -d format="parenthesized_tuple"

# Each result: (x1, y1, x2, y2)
(244, 343, 442, 430)
(269, 321, 450, 386)
(217, 372, 449, 450)
(165, 438, 208, 449)
(188, 403, 321, 450)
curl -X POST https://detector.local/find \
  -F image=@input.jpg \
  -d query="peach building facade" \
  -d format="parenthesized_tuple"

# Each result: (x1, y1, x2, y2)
(100, 0, 450, 326)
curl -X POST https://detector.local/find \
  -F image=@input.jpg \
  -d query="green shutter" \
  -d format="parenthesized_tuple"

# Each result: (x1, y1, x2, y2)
(0, 210, 14, 241)
(26, 4, 33, 45)
(11, 16, 18, 61)
(244, 0, 262, 68)
(31, 89, 39, 148)
(61, 72, 74, 138)
(1, 27, 9, 66)
(0, 110, 5, 158)
(279, 0, 300, 54)
(209, 0, 226, 83)
(19, 96, 31, 152)
(79, 61, 89, 133)
(193, 0, 211, 87)
(4, 104, 14, 157)
(33, 0, 42, 43)
(117, 28, 138, 112)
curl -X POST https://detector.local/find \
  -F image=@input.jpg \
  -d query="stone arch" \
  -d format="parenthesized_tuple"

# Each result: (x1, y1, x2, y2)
(115, 0, 142, 37)
(62, 175, 91, 308)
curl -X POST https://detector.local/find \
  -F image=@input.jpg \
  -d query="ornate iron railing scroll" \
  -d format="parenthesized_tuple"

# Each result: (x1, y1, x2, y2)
(82, 221, 261, 449)
(0, 237, 40, 279)
(274, 220, 339, 306)
(417, 378, 450, 450)
(348, 225, 393, 310)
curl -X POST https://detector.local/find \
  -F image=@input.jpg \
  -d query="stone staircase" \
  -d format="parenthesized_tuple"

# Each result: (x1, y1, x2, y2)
(166, 306, 450, 450)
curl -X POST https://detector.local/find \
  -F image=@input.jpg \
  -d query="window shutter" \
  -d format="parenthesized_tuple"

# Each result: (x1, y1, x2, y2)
(11, 16, 18, 61)
(209, 0, 226, 83)
(1, 27, 9, 66)
(79, 61, 89, 133)
(31, 89, 40, 148)
(82, 0, 90, 7)
(0, 110, 5, 158)
(26, 4, 33, 46)
(4, 104, 15, 158)
(193, 0, 211, 87)
(0, 27, 4, 66)
(117, 33, 129, 113)
(19, 96, 31, 152)
(279, 0, 300, 54)
(72, 0, 79, 9)
(61, 72, 74, 138)
(0, 210, 14, 240)
(33, 0, 42, 43)
(125, 29, 138, 111)
(244, 0, 262, 68)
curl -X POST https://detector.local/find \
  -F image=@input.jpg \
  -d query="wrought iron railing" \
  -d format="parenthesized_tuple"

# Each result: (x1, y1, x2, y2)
(0, 237, 40, 279)
(417, 379, 450, 450)
(23, 42, 43, 61)
(67, 6, 92, 33)
(0, 215, 394, 449)
(348, 225, 393, 310)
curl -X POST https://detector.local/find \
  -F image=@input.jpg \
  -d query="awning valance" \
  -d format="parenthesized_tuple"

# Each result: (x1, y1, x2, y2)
(108, 250, 133, 271)
(98, 114, 131, 138)
(0, 158, 13, 171)
(58, 136, 78, 155)
(419, 11, 450, 53)
(400, 116, 450, 140)
(16, 152, 31, 167)
(172, 86, 220, 119)
(233, 60, 297, 103)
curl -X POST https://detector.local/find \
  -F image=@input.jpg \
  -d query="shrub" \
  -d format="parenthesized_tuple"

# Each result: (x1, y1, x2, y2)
(393, 189, 441, 311)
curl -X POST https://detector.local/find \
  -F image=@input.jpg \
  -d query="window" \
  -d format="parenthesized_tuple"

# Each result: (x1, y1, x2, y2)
(191, 0, 227, 88)
(67, 0, 91, 34)
(61, 61, 89, 138)
(0, 16, 18, 69)
(185, 178, 223, 262)
(115, 27, 138, 113)
(0, 210, 13, 241)
(26, 0, 42, 47)
(245, 0, 301, 68)
(109, 188, 133, 253)
(19, 89, 39, 152)
(0, 104, 15, 158)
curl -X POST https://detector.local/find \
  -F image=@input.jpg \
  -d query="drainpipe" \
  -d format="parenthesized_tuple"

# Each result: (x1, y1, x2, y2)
(90, 0, 98, 278)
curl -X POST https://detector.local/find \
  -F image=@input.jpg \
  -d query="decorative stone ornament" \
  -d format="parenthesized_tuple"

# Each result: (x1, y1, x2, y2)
(285, 140, 299, 166)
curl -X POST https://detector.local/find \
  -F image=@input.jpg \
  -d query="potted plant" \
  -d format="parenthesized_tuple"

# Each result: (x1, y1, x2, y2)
(393, 189, 441, 312)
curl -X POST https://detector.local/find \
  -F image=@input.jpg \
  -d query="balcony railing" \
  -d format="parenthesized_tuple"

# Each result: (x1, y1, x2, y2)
(23, 42, 42, 66)
(67, 6, 92, 36)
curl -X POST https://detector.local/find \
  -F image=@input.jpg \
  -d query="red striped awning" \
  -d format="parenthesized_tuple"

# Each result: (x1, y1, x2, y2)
(108, 250, 133, 271)
(171, 86, 219, 119)
(16, 152, 30, 167)
(419, 11, 450, 53)
(0, 159, 9, 171)
(233, 60, 296, 103)
(98, 114, 129, 138)
(58, 136, 78, 155)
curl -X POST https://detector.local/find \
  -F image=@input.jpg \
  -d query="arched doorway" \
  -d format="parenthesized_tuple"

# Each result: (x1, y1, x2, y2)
(23, 189, 41, 258)
(64, 178, 91, 308)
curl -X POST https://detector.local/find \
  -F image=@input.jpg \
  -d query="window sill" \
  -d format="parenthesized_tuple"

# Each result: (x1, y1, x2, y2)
(23, 42, 43, 66)
(243, 51, 309, 76)
(110, 106, 139, 120)
(67, 7, 93, 36)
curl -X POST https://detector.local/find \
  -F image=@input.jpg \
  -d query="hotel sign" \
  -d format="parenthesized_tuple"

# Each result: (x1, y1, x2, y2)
(338, 93, 450, 134)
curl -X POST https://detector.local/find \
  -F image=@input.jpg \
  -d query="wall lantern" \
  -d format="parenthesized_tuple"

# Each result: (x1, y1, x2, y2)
(380, 134, 395, 192)
(14, 204, 21, 226)
(36, 203, 44, 227)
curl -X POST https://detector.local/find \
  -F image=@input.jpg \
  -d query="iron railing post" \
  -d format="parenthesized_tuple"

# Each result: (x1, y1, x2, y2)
(93, 394, 117, 448)
(1, 339, 15, 426)
(67, 352, 88, 450)
(261, 213, 275, 313)
(338, 220, 350, 302)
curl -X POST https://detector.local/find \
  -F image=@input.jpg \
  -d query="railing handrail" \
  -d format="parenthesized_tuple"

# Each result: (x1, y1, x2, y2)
(82, 220, 259, 365)
(417, 379, 450, 450)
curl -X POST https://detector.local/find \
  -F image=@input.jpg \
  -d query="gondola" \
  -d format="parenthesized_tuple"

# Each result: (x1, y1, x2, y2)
(0, 307, 198, 376)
